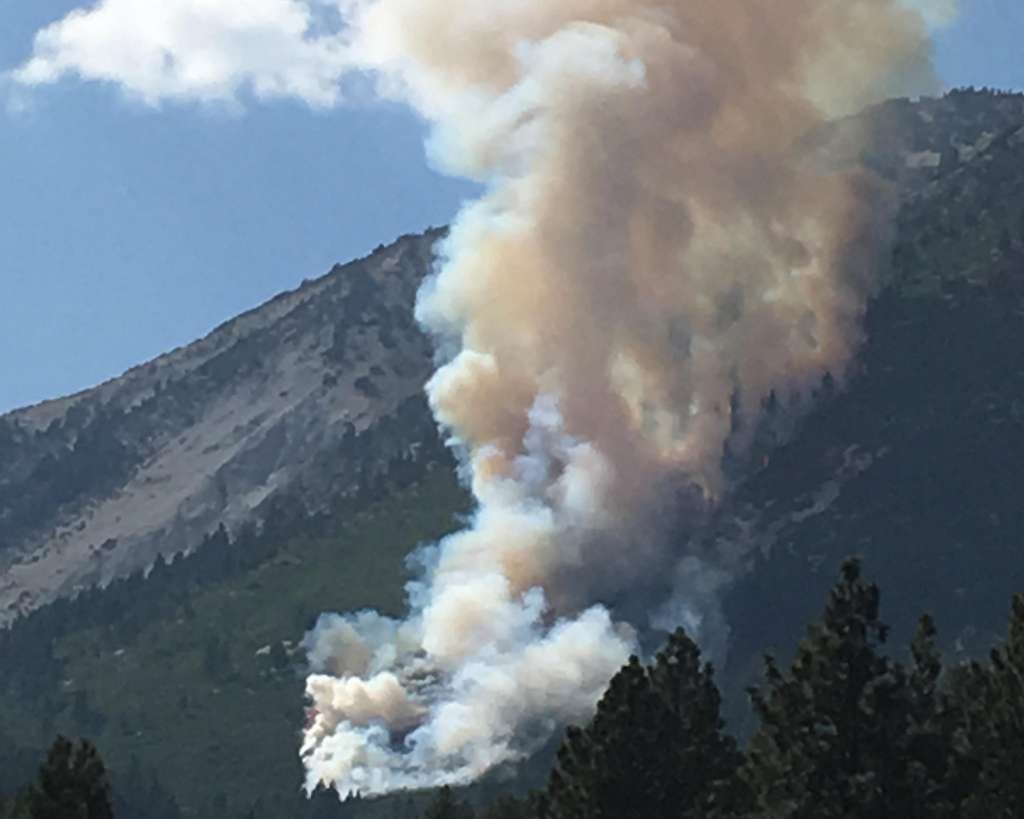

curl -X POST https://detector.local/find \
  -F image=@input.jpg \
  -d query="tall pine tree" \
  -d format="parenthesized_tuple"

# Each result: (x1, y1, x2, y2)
(739, 560, 950, 819)
(537, 629, 741, 819)
(16, 736, 114, 819)
(946, 594, 1024, 818)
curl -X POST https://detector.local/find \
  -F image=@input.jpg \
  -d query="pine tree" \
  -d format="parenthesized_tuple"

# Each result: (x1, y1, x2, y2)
(738, 560, 949, 819)
(903, 615, 956, 816)
(307, 785, 345, 819)
(537, 629, 741, 819)
(946, 594, 1024, 818)
(16, 736, 114, 819)
(423, 786, 474, 819)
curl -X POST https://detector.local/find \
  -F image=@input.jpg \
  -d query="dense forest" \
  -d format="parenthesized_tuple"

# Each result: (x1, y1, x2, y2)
(5, 561, 1024, 818)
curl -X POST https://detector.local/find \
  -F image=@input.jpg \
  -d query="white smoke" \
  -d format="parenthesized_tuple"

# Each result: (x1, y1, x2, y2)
(0, 0, 948, 798)
(300, 0, 941, 798)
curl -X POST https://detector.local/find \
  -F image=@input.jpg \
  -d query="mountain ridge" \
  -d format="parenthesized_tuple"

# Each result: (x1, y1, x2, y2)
(1, 88, 1024, 818)
(0, 228, 444, 623)
(5, 90, 1024, 624)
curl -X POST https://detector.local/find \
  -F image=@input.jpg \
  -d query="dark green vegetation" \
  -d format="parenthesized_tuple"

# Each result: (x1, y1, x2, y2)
(2, 737, 115, 819)
(713, 88, 1024, 727)
(536, 631, 741, 819)
(0, 447, 470, 819)
(4, 88, 1024, 818)
(10, 564, 1024, 819)
(423, 562, 1024, 818)
(0, 405, 134, 555)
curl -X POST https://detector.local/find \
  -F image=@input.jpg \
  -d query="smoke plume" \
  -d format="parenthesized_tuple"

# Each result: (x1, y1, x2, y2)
(302, 0, 938, 796)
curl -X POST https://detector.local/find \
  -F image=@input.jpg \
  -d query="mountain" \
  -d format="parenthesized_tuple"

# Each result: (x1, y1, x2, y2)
(714, 89, 1024, 729)
(5, 90, 1024, 626)
(2, 88, 1024, 818)
(820, 87, 1024, 192)
(0, 228, 443, 623)
(0, 468, 470, 819)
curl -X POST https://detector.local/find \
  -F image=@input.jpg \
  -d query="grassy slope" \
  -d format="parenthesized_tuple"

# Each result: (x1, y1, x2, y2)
(0, 467, 470, 817)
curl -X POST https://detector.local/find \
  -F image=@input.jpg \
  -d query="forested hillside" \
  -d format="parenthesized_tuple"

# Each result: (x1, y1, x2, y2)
(7, 562, 1024, 818)
(3, 88, 1024, 818)
(716, 89, 1024, 728)
(0, 417, 467, 818)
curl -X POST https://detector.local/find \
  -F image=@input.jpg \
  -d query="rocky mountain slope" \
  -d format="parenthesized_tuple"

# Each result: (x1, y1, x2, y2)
(1, 88, 1024, 818)
(3, 89, 1024, 624)
(0, 228, 443, 623)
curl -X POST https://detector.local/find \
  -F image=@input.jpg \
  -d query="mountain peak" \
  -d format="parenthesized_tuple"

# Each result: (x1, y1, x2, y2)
(0, 229, 444, 624)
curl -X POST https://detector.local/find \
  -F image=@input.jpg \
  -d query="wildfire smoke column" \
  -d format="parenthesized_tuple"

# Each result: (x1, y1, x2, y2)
(302, 0, 939, 796)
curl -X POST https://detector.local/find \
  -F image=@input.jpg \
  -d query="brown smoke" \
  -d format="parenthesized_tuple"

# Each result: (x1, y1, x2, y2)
(302, 0, 939, 796)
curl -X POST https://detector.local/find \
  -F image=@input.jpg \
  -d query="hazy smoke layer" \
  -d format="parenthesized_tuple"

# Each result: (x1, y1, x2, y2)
(303, 0, 936, 796)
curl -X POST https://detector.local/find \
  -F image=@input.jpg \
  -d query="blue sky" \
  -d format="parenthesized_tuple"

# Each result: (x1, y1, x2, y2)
(0, 1, 1021, 414)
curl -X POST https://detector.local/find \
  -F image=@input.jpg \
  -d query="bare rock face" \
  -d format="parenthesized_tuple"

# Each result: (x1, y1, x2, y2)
(0, 229, 444, 623)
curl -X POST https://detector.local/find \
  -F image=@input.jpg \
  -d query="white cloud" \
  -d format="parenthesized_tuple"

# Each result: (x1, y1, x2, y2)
(10, 0, 353, 107)
(8, 0, 956, 109)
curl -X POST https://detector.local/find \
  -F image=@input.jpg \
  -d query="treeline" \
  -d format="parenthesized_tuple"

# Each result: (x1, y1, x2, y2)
(1, 736, 429, 819)
(948, 86, 1024, 99)
(1, 490, 334, 703)
(423, 560, 1024, 818)
(5, 560, 1024, 819)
